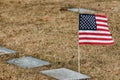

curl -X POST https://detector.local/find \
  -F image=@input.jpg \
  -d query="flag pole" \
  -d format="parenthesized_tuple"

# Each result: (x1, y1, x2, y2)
(78, 43, 80, 72)
(78, 8, 80, 72)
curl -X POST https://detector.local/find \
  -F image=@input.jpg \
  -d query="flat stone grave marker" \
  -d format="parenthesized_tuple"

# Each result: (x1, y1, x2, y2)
(67, 8, 95, 13)
(0, 46, 16, 55)
(41, 68, 90, 80)
(7, 56, 50, 68)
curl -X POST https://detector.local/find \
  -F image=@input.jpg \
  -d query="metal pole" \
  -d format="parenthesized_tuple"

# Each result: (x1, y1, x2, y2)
(78, 8, 80, 72)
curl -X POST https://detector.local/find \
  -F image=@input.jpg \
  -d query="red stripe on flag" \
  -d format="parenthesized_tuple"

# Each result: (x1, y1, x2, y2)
(79, 33, 112, 36)
(97, 24, 108, 27)
(79, 38, 113, 40)
(79, 42, 114, 45)
(96, 19, 107, 23)
(95, 14, 107, 18)
(97, 29, 109, 31)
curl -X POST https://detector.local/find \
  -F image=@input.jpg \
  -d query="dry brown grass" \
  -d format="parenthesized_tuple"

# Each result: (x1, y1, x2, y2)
(0, 0, 120, 80)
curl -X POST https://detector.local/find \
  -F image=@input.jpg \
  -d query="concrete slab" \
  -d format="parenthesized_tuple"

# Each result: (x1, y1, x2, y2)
(7, 56, 50, 68)
(0, 46, 16, 55)
(41, 68, 90, 80)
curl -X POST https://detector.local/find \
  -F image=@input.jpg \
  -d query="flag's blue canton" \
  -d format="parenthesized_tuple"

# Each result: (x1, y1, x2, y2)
(79, 14, 97, 30)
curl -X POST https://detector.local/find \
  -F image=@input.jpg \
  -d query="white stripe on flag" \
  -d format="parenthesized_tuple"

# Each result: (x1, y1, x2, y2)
(97, 26, 109, 30)
(79, 40, 114, 43)
(79, 31, 111, 34)
(96, 22, 108, 25)
(79, 35, 112, 38)
(96, 17, 107, 21)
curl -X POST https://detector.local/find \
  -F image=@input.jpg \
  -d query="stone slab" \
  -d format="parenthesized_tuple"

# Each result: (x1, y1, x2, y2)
(67, 8, 95, 13)
(41, 68, 90, 80)
(0, 46, 16, 55)
(7, 56, 50, 68)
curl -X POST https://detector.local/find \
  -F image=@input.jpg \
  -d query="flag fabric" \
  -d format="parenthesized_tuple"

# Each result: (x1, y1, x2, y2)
(79, 14, 114, 45)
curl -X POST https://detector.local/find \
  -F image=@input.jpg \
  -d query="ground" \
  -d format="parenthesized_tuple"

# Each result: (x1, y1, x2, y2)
(0, 0, 120, 80)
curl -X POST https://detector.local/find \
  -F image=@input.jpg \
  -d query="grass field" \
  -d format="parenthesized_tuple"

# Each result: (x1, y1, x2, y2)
(0, 0, 120, 80)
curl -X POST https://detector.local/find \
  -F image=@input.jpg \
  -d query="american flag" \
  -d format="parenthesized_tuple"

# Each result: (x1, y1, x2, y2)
(79, 14, 114, 45)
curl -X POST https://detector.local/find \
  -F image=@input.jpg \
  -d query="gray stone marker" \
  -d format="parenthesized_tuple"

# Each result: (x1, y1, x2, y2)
(0, 46, 16, 55)
(67, 8, 95, 13)
(40, 68, 90, 80)
(7, 56, 50, 68)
